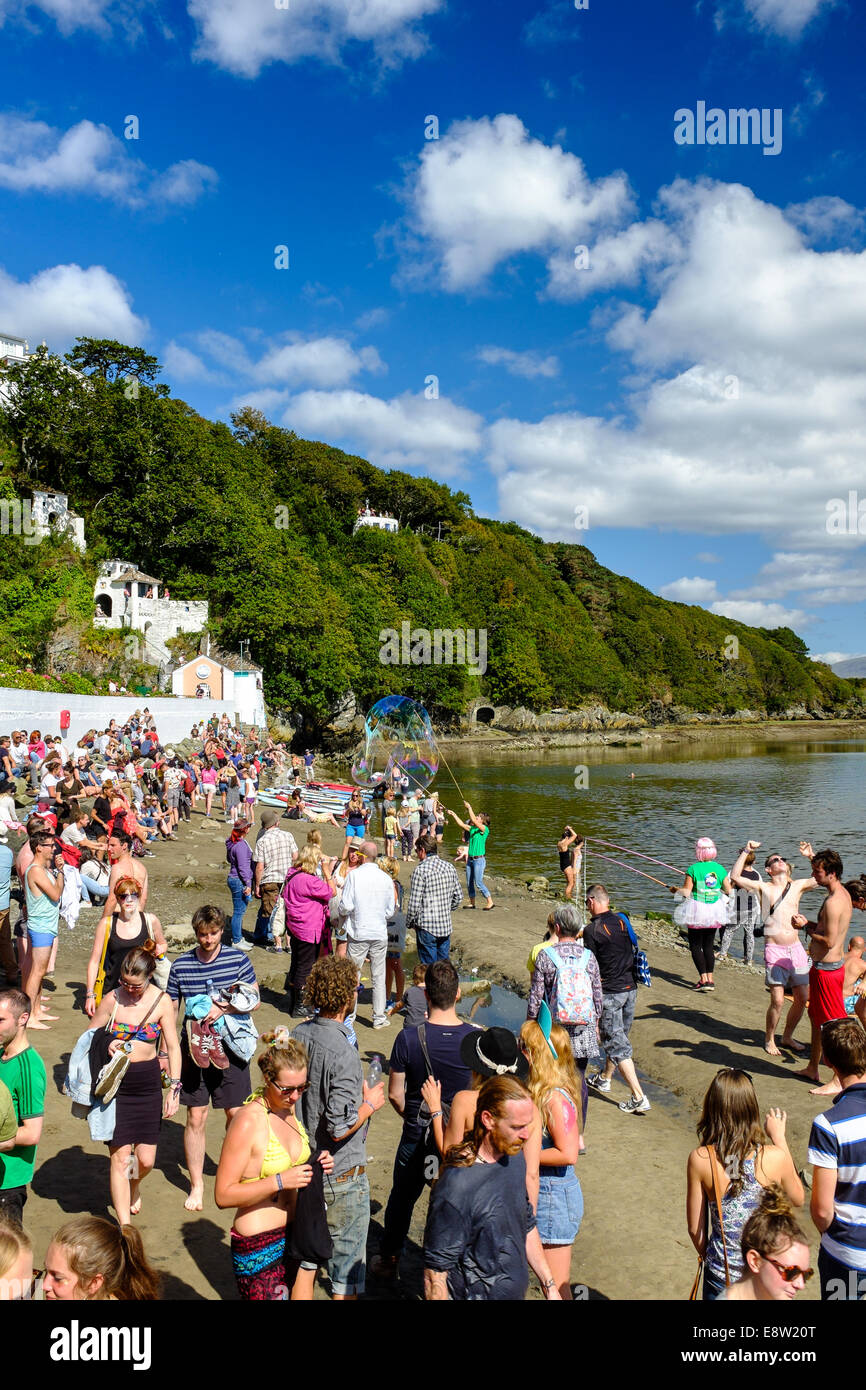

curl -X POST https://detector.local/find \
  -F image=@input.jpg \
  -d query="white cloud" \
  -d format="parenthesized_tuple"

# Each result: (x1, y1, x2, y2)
(785, 196, 866, 244)
(658, 577, 719, 603)
(190, 331, 384, 390)
(187, 0, 441, 78)
(809, 651, 856, 665)
(0, 0, 114, 33)
(280, 388, 483, 473)
(163, 341, 215, 383)
(545, 218, 680, 301)
(476, 345, 560, 379)
(0, 113, 217, 208)
(708, 598, 812, 629)
(0, 262, 146, 344)
(696, 551, 721, 564)
(523, 1, 582, 47)
(486, 177, 866, 561)
(354, 306, 389, 331)
(398, 114, 633, 291)
(741, 0, 835, 40)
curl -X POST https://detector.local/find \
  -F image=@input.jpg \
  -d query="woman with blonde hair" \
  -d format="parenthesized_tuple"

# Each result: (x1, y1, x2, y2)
(43, 1216, 159, 1300)
(519, 1015, 583, 1299)
(0, 1218, 33, 1300)
(686, 1068, 804, 1300)
(282, 844, 336, 1015)
(215, 1031, 333, 1299)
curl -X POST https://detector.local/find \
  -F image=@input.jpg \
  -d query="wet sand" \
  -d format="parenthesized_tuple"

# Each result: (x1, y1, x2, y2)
(17, 803, 824, 1301)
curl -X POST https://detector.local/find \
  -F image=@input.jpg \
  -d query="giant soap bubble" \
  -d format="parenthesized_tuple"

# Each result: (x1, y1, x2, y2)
(352, 695, 439, 792)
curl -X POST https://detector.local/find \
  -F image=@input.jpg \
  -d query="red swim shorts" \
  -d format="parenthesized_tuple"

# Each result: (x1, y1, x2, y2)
(808, 962, 846, 1028)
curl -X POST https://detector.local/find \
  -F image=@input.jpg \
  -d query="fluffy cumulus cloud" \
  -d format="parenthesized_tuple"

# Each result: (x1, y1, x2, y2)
(658, 577, 720, 604)
(0, 113, 217, 208)
(476, 345, 560, 379)
(0, 262, 146, 344)
(708, 598, 812, 629)
(187, 0, 442, 78)
(178, 330, 385, 391)
(740, 0, 835, 40)
(398, 115, 633, 291)
(486, 175, 866, 599)
(281, 388, 483, 473)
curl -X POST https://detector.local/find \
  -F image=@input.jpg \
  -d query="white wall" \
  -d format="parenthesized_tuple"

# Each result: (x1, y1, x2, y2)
(0, 688, 238, 744)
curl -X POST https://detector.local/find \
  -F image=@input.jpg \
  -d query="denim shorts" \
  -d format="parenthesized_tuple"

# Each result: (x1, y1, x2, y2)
(599, 989, 636, 1063)
(536, 1170, 583, 1246)
(300, 1170, 369, 1296)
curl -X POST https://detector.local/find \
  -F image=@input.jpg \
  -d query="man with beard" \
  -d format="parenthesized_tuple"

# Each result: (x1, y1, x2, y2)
(422, 1074, 561, 1301)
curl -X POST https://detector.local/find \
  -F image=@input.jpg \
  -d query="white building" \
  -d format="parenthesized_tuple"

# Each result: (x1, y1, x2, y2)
(0, 332, 32, 407)
(353, 499, 399, 535)
(31, 490, 86, 552)
(171, 651, 266, 728)
(94, 559, 209, 667)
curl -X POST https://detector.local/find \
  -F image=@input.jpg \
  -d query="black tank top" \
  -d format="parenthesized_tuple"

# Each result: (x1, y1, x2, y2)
(103, 913, 150, 996)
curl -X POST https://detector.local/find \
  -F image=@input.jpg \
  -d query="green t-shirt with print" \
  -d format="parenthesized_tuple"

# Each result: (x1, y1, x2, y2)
(687, 861, 727, 904)
(0, 1045, 46, 1189)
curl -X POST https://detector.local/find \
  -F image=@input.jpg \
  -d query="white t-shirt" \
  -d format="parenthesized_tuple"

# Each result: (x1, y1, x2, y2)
(39, 773, 59, 799)
(9, 742, 28, 769)
(99, 735, 111, 754)
(61, 823, 87, 846)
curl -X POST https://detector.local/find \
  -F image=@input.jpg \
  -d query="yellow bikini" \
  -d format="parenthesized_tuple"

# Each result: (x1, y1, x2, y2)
(242, 1089, 311, 1180)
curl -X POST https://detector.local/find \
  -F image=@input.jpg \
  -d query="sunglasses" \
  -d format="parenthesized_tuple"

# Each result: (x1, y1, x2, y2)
(766, 856, 784, 865)
(761, 1254, 814, 1283)
(119, 893, 140, 901)
(271, 1081, 307, 1097)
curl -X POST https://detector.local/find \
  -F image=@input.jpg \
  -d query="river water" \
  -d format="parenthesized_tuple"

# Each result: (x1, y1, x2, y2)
(425, 735, 866, 917)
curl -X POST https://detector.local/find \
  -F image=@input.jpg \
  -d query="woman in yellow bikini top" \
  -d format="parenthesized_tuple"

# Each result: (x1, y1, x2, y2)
(215, 1031, 333, 1298)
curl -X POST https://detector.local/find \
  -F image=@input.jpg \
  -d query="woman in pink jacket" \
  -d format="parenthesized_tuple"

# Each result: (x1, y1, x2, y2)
(282, 844, 336, 1019)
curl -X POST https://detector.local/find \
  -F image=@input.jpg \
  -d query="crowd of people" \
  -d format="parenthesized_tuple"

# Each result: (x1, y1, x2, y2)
(1, 716, 865, 1305)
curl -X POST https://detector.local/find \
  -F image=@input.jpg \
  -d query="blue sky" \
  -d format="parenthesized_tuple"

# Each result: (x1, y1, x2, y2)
(0, 0, 864, 661)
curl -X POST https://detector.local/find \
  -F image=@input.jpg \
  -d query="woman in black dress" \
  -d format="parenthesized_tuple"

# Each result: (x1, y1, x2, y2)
(84, 877, 168, 1016)
(89, 943, 181, 1225)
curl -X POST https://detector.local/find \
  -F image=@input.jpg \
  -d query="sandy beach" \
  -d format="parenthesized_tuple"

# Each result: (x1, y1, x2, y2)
(16, 803, 826, 1301)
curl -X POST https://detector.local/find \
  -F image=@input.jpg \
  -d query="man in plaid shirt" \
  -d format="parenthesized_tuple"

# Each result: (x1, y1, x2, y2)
(405, 835, 462, 962)
(252, 811, 298, 946)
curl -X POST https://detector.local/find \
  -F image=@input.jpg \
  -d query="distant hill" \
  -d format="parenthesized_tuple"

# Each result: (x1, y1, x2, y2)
(0, 337, 864, 730)
(831, 657, 866, 678)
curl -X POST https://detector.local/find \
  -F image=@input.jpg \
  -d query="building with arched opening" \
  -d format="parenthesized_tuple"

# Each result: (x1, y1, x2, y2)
(93, 559, 209, 667)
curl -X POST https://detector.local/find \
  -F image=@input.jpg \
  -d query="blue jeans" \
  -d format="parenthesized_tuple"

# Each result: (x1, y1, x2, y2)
(300, 1171, 370, 1296)
(79, 874, 109, 904)
(382, 1128, 429, 1257)
(702, 1264, 727, 1300)
(416, 929, 451, 964)
(466, 856, 490, 901)
(227, 875, 251, 944)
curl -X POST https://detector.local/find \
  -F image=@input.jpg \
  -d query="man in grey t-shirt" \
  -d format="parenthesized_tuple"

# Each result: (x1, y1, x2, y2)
(293, 956, 385, 1299)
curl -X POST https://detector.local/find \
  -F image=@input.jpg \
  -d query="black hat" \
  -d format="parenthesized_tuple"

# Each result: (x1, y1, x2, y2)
(460, 1026, 529, 1082)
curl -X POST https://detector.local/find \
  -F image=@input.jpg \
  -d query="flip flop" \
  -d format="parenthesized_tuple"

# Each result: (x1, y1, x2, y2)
(482, 904, 496, 911)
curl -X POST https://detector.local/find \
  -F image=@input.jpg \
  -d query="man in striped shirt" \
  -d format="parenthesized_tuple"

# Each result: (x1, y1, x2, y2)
(808, 1017, 866, 1299)
(167, 905, 259, 1212)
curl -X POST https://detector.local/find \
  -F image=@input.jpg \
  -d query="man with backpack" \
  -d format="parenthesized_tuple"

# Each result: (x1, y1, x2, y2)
(527, 903, 603, 1132)
(582, 883, 651, 1115)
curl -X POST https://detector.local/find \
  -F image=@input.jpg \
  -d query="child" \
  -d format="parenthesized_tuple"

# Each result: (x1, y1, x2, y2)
(388, 962, 428, 1027)
(241, 765, 257, 820)
(384, 804, 399, 859)
(397, 800, 413, 862)
(225, 769, 242, 824)
(527, 912, 557, 977)
(380, 858, 405, 1007)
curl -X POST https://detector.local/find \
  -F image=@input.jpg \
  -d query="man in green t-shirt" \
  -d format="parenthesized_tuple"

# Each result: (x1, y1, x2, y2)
(0, 988, 46, 1225)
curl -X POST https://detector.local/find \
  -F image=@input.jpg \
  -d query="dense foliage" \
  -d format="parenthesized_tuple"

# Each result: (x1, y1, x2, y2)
(0, 340, 860, 727)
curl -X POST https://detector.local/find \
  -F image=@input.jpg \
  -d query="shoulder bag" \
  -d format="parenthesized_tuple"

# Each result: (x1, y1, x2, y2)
(754, 882, 791, 940)
(94, 989, 165, 1102)
(93, 915, 114, 1007)
(689, 1144, 732, 1300)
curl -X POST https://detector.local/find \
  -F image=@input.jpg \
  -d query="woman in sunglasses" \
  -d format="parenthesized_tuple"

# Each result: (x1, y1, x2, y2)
(215, 1031, 333, 1300)
(687, 1069, 804, 1300)
(720, 1185, 812, 1301)
(84, 877, 167, 1016)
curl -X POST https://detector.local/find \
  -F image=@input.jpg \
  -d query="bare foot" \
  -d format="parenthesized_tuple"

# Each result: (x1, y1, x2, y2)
(781, 1038, 806, 1053)
(764, 1040, 782, 1056)
(28, 1020, 51, 1030)
(796, 1067, 821, 1082)
(184, 1189, 204, 1212)
(130, 1195, 142, 1215)
(810, 1079, 842, 1097)
(39, 1013, 59, 1022)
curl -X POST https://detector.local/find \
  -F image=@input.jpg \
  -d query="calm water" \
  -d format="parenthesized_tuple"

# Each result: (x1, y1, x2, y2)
(419, 735, 866, 918)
